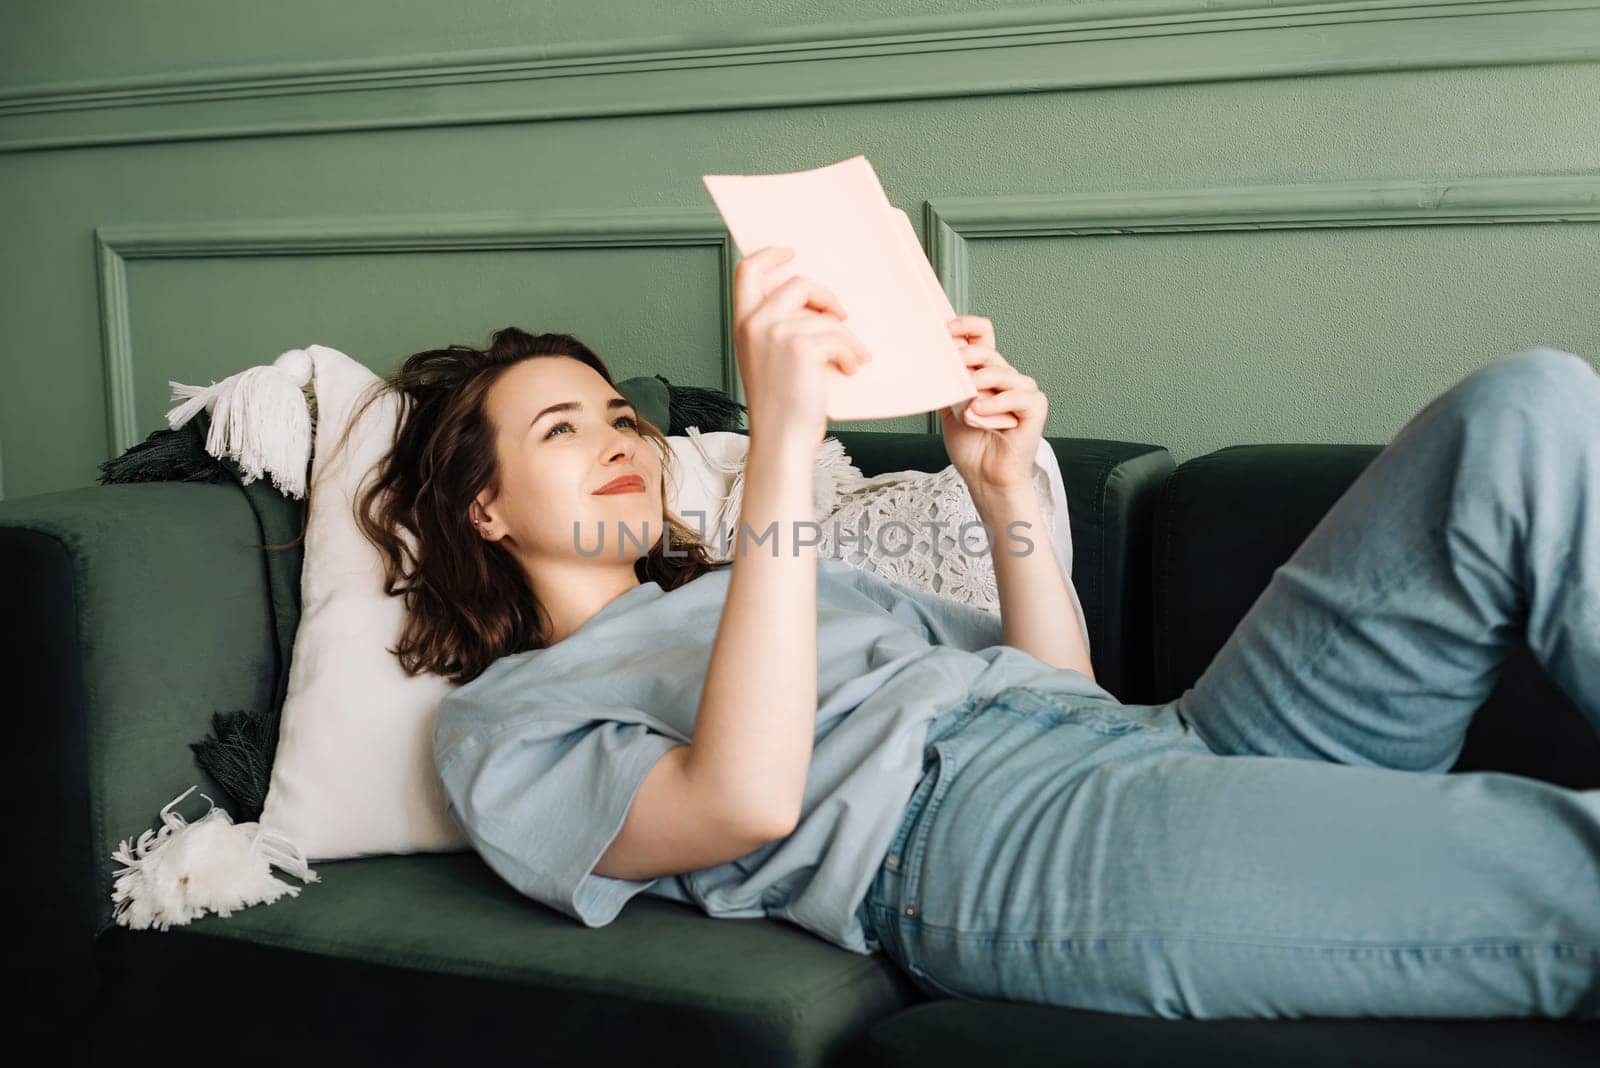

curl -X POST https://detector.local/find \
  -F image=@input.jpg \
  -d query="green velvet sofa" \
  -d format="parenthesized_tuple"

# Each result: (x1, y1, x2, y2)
(4, 430, 1597, 1066)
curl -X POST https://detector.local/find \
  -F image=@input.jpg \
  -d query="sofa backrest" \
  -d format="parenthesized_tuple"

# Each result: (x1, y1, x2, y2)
(1151, 443, 1600, 789)
(232, 424, 1177, 709)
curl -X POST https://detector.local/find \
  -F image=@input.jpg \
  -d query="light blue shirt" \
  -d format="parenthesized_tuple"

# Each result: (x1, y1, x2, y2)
(432, 555, 1109, 955)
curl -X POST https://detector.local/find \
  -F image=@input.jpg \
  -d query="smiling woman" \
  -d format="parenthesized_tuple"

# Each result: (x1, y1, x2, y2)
(468, 357, 673, 641)
(325, 326, 727, 685)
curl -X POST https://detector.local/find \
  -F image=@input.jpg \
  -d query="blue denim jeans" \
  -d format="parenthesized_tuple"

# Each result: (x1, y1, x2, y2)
(858, 346, 1600, 1019)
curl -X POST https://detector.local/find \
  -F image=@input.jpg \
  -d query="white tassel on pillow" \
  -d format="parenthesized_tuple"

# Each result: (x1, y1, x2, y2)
(686, 428, 864, 552)
(109, 785, 319, 932)
(165, 347, 316, 498)
(719, 434, 862, 530)
(811, 435, 865, 519)
(684, 428, 750, 559)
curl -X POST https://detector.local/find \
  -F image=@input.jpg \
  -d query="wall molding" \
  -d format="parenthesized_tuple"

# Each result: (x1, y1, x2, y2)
(84, 171, 1600, 456)
(93, 209, 739, 457)
(8, 0, 1598, 152)
(923, 172, 1600, 430)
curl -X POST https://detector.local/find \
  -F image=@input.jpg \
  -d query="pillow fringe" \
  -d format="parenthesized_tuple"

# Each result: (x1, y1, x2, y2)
(96, 420, 233, 486)
(812, 435, 865, 518)
(109, 785, 318, 932)
(189, 707, 280, 823)
(684, 428, 865, 555)
(166, 347, 315, 499)
(657, 375, 747, 435)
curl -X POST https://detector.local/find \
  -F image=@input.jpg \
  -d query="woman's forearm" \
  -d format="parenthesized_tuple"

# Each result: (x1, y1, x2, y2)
(973, 482, 1097, 683)
(685, 434, 818, 838)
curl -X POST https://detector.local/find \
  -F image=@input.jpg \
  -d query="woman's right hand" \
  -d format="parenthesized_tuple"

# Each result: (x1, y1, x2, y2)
(732, 246, 872, 451)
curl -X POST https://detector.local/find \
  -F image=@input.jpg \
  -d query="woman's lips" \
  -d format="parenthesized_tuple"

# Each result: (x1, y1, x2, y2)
(593, 475, 646, 495)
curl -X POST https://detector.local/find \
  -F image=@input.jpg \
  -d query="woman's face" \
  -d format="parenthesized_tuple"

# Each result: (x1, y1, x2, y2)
(473, 356, 663, 568)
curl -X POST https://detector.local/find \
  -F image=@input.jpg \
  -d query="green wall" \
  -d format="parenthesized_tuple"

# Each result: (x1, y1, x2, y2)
(2, 0, 1597, 500)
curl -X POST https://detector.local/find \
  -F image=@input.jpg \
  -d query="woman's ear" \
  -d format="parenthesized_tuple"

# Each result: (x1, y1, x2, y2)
(469, 496, 496, 537)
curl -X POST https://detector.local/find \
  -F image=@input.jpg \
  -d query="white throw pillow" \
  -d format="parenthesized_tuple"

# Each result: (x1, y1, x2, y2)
(259, 399, 864, 860)
(258, 346, 464, 860)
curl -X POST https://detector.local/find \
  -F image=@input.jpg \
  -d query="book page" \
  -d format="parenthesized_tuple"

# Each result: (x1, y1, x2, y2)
(703, 155, 991, 424)
(879, 204, 1017, 431)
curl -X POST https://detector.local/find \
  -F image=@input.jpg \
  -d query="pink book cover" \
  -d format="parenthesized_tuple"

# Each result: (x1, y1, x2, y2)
(702, 155, 1013, 428)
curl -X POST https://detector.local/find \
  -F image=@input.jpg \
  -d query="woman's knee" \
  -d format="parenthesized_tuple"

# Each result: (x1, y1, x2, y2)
(1447, 346, 1600, 424)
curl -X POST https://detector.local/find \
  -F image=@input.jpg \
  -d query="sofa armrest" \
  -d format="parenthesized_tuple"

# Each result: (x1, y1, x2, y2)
(1152, 444, 1600, 789)
(1051, 439, 1174, 705)
(0, 482, 280, 1024)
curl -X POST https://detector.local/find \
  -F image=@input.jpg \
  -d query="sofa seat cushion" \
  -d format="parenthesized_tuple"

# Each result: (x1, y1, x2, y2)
(858, 999, 1600, 1067)
(89, 852, 922, 1067)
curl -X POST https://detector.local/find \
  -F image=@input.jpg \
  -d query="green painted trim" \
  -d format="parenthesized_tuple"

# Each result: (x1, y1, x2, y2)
(924, 172, 1600, 431)
(925, 200, 973, 433)
(82, 173, 1600, 456)
(719, 237, 746, 408)
(6, 0, 1597, 152)
(94, 231, 138, 464)
(93, 208, 737, 457)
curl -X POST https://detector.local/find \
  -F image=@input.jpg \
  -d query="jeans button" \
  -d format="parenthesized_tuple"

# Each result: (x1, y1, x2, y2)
(885, 855, 899, 870)
(905, 904, 917, 917)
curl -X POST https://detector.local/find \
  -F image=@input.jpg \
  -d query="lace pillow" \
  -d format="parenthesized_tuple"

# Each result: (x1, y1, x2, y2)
(819, 441, 1082, 635)
(668, 429, 1089, 652)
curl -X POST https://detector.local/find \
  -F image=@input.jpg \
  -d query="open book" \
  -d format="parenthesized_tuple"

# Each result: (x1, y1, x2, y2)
(702, 155, 1015, 428)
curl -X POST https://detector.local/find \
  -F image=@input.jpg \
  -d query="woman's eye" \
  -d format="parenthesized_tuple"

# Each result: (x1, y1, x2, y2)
(543, 415, 639, 440)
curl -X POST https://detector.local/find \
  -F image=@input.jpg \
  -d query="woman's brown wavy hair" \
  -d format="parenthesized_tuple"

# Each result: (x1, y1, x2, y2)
(269, 327, 727, 685)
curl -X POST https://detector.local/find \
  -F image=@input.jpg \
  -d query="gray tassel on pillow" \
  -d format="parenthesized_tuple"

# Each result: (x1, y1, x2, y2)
(658, 374, 748, 435)
(188, 707, 280, 823)
(96, 415, 233, 486)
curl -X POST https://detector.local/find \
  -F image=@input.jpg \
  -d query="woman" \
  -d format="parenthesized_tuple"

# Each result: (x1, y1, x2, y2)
(354, 245, 1600, 1020)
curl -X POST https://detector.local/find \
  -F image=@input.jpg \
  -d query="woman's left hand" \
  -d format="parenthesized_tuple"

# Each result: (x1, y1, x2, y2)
(938, 315, 1047, 499)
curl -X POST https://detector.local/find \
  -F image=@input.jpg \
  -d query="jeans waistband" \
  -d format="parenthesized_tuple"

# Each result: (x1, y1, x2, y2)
(928, 690, 993, 746)
(858, 692, 993, 952)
